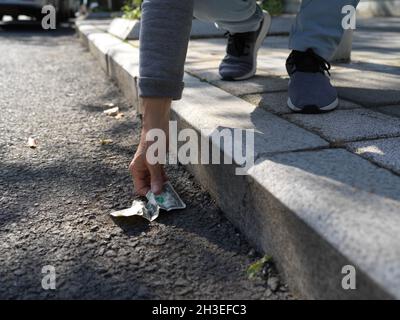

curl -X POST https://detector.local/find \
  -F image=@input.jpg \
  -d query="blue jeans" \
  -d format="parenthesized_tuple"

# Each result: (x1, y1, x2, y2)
(138, 0, 360, 100)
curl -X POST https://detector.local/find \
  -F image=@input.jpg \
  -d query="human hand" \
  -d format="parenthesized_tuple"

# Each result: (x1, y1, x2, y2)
(129, 97, 171, 196)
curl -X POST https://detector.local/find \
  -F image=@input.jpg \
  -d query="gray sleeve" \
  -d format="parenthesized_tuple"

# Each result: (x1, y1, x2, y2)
(138, 0, 194, 100)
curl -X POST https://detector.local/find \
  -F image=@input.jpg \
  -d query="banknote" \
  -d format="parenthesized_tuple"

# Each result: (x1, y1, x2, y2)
(110, 199, 160, 221)
(146, 182, 186, 211)
(110, 182, 185, 222)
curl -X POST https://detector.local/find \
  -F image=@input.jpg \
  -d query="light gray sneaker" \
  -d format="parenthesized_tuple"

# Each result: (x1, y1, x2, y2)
(286, 49, 339, 113)
(219, 11, 271, 81)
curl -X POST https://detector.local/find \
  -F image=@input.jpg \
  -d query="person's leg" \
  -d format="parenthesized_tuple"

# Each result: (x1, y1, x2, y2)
(138, 0, 194, 100)
(286, 0, 360, 113)
(193, 0, 271, 80)
(194, 0, 262, 34)
(289, 0, 360, 60)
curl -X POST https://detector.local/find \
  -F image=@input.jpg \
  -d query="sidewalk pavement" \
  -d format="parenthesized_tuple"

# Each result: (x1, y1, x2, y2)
(76, 16, 400, 299)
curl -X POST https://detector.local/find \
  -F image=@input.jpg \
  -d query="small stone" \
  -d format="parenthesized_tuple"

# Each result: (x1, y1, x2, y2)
(90, 225, 99, 232)
(135, 285, 151, 299)
(177, 287, 193, 296)
(175, 278, 189, 287)
(267, 277, 280, 292)
(248, 248, 256, 258)
(105, 250, 116, 258)
(103, 234, 112, 240)
(153, 238, 166, 246)
(14, 269, 24, 276)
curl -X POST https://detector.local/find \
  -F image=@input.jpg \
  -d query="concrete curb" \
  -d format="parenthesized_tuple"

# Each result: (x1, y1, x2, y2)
(107, 15, 297, 41)
(76, 23, 400, 300)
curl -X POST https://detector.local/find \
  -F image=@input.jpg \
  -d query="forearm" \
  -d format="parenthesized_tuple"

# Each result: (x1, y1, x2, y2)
(141, 98, 171, 132)
(138, 0, 194, 100)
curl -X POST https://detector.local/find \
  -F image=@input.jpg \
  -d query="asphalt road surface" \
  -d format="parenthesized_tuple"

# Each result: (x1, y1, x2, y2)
(0, 23, 292, 299)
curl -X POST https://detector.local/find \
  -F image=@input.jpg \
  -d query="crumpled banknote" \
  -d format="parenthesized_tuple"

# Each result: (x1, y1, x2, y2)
(110, 182, 186, 222)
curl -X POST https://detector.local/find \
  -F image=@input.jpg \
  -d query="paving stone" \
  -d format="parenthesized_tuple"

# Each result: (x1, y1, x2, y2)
(342, 56, 400, 72)
(373, 105, 400, 118)
(242, 91, 361, 115)
(353, 30, 400, 54)
(174, 74, 328, 160)
(186, 67, 289, 95)
(256, 51, 289, 76)
(357, 17, 400, 33)
(185, 60, 221, 77)
(332, 67, 400, 107)
(211, 74, 289, 96)
(351, 22, 400, 68)
(285, 109, 400, 143)
(347, 137, 400, 175)
(188, 36, 289, 54)
(351, 51, 400, 69)
(188, 38, 226, 57)
(187, 37, 289, 77)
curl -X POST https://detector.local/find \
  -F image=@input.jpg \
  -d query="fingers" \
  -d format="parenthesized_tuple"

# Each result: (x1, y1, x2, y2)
(135, 175, 151, 196)
(129, 159, 151, 196)
(161, 168, 168, 182)
(147, 163, 167, 195)
(129, 156, 168, 196)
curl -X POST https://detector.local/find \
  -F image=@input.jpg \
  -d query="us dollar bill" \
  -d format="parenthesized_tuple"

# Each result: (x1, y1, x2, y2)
(110, 199, 160, 221)
(146, 181, 186, 211)
(110, 182, 185, 222)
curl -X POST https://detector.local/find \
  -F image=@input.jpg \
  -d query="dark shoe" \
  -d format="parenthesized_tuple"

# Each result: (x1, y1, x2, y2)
(286, 49, 339, 113)
(219, 11, 271, 81)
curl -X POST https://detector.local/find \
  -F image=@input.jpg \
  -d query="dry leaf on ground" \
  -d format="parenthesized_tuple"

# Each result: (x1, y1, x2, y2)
(100, 138, 113, 145)
(115, 112, 124, 119)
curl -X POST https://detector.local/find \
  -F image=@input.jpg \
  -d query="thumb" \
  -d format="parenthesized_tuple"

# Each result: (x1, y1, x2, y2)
(148, 163, 164, 195)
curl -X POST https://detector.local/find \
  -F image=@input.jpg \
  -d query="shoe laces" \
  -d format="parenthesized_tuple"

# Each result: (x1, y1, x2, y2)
(286, 49, 331, 76)
(225, 31, 252, 57)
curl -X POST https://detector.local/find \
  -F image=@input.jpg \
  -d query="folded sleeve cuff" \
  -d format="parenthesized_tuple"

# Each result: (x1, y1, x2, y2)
(138, 77, 184, 101)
